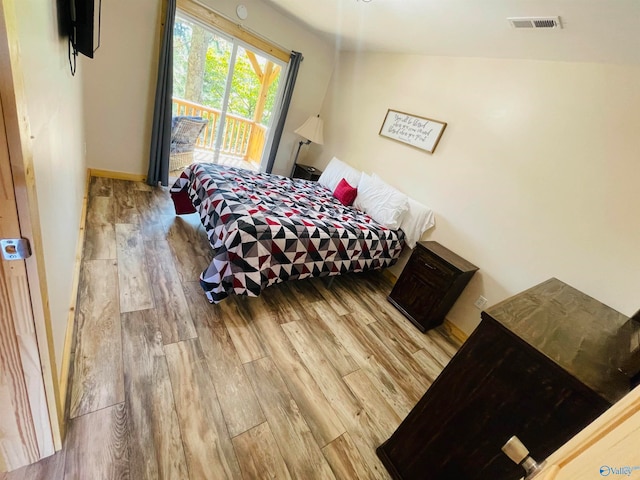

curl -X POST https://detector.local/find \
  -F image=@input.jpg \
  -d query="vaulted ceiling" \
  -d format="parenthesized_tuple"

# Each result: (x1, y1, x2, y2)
(260, 0, 640, 64)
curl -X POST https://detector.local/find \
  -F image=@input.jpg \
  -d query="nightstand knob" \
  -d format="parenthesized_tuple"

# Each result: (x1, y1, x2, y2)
(424, 262, 436, 270)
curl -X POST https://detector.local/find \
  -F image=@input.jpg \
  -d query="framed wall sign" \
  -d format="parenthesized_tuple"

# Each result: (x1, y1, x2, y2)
(379, 109, 447, 154)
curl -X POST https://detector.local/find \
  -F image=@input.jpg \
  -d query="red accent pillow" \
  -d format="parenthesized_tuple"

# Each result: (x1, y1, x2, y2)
(333, 178, 357, 206)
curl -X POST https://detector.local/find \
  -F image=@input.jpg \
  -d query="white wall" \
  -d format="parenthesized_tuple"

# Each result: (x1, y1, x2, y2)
(318, 53, 640, 335)
(83, 0, 337, 177)
(82, 0, 162, 177)
(14, 0, 87, 370)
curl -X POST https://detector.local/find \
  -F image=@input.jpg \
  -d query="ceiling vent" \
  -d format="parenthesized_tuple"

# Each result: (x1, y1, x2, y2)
(508, 17, 563, 29)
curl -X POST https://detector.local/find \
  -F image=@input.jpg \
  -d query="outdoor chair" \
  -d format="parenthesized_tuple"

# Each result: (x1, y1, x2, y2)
(169, 116, 208, 172)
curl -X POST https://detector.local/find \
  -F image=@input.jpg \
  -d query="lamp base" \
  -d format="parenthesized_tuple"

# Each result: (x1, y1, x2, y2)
(289, 139, 311, 177)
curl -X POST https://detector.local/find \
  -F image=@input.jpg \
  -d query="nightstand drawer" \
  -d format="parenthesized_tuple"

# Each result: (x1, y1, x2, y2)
(409, 246, 456, 288)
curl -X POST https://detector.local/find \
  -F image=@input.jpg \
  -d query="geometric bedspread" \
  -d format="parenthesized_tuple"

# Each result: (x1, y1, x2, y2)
(169, 163, 405, 303)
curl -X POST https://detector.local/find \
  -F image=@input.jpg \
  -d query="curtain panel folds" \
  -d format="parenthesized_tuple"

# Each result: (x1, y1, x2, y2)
(265, 51, 302, 174)
(147, 0, 177, 186)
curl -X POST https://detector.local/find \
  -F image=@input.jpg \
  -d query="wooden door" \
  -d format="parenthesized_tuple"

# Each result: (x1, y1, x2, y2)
(0, 84, 55, 473)
(0, 0, 60, 471)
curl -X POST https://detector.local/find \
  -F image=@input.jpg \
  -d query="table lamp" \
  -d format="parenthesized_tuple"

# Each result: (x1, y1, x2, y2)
(290, 114, 324, 177)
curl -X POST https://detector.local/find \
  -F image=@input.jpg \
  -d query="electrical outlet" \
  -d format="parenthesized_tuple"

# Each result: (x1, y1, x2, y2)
(474, 295, 488, 309)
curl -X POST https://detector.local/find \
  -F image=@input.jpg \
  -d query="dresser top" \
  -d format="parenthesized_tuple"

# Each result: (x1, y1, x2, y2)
(482, 278, 632, 404)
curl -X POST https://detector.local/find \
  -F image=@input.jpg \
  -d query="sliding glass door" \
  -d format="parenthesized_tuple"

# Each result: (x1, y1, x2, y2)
(172, 14, 285, 171)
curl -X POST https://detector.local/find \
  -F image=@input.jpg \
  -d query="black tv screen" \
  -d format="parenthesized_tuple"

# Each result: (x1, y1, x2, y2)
(71, 0, 101, 58)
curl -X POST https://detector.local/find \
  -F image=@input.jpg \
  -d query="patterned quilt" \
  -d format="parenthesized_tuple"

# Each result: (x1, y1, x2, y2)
(170, 163, 404, 303)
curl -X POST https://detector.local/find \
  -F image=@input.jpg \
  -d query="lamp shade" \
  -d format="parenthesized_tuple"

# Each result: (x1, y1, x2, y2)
(294, 114, 324, 145)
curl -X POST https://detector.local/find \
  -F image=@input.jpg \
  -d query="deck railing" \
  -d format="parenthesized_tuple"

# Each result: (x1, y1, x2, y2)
(172, 97, 266, 163)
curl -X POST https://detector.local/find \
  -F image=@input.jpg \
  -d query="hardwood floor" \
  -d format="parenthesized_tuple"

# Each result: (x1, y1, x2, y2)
(1, 177, 461, 480)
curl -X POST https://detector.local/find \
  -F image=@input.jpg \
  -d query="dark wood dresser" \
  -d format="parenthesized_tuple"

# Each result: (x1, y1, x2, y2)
(388, 241, 478, 332)
(377, 278, 633, 480)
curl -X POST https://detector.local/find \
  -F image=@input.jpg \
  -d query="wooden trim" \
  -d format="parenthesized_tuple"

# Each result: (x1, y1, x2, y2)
(382, 269, 397, 284)
(443, 319, 469, 343)
(89, 169, 147, 182)
(0, 0, 61, 453)
(58, 169, 91, 436)
(176, 0, 291, 63)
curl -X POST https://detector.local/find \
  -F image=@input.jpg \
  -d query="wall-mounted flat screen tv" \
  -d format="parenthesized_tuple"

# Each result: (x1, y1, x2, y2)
(70, 0, 101, 58)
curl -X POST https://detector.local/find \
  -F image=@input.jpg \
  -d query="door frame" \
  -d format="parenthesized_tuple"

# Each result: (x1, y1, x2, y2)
(0, 0, 62, 470)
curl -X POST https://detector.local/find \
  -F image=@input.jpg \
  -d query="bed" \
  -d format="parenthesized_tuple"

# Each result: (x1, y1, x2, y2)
(169, 162, 407, 303)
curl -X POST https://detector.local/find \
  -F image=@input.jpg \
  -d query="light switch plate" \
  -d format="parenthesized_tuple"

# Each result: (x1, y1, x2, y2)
(474, 295, 488, 309)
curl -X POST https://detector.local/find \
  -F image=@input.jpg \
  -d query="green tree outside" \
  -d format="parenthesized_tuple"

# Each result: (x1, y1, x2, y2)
(173, 17, 280, 126)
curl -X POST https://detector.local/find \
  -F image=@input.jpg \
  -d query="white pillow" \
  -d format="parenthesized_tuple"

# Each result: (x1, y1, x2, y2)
(399, 198, 435, 248)
(318, 157, 361, 192)
(352, 173, 372, 212)
(354, 173, 409, 230)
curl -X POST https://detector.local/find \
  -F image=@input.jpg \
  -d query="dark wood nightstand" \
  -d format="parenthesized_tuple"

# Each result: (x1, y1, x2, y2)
(292, 163, 322, 181)
(387, 241, 478, 332)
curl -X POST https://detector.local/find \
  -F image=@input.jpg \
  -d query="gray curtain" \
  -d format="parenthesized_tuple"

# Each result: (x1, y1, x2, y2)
(147, 0, 177, 186)
(264, 51, 303, 174)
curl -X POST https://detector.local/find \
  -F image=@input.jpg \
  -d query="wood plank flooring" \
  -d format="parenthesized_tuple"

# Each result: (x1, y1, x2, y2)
(1, 177, 461, 480)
